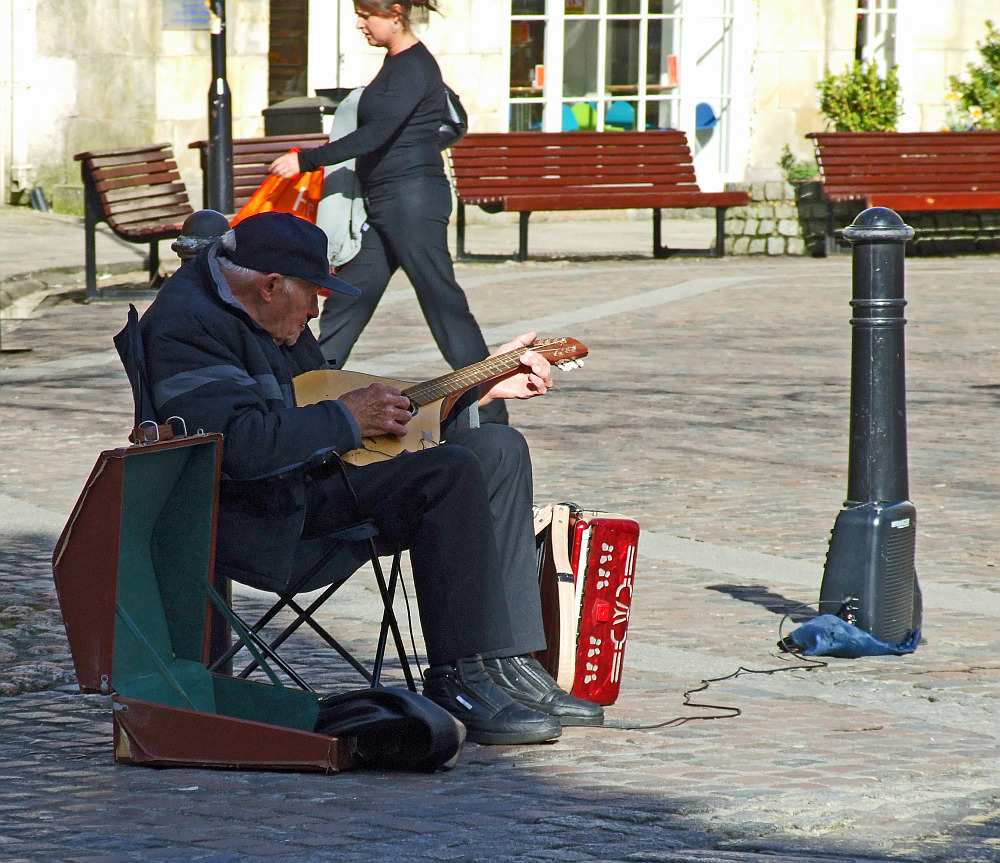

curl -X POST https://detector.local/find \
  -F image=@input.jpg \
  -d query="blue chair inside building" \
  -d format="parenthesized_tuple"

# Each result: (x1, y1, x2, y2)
(696, 102, 719, 130)
(561, 103, 579, 131)
(604, 101, 636, 131)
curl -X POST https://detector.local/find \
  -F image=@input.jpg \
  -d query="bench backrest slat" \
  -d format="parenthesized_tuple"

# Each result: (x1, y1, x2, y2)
(94, 170, 185, 197)
(109, 204, 195, 227)
(89, 158, 181, 182)
(103, 191, 191, 216)
(75, 144, 179, 165)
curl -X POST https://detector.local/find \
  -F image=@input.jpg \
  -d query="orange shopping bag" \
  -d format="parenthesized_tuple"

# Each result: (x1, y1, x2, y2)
(231, 149, 324, 226)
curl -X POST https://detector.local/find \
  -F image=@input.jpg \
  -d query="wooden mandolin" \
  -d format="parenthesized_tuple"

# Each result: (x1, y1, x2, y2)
(294, 337, 588, 465)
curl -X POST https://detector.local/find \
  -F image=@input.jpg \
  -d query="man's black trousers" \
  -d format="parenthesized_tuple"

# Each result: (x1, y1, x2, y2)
(302, 423, 544, 666)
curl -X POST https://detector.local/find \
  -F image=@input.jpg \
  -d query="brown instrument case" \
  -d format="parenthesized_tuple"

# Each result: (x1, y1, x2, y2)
(51, 433, 352, 771)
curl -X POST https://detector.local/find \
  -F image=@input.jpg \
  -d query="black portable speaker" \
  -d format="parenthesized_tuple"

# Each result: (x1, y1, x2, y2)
(819, 501, 920, 644)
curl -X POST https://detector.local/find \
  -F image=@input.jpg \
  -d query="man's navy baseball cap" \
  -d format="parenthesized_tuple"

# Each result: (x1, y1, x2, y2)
(224, 212, 359, 297)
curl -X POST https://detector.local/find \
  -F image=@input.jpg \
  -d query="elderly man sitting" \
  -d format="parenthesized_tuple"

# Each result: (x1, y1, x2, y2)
(139, 212, 602, 744)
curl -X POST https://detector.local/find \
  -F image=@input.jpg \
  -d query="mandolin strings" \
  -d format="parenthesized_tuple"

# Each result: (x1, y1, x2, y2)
(402, 339, 575, 407)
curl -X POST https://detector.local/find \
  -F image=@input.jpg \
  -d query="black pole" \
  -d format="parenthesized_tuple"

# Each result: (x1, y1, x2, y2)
(206, 0, 234, 214)
(844, 207, 913, 504)
(819, 207, 921, 643)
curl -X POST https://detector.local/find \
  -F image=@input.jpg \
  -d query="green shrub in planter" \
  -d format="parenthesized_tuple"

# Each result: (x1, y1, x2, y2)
(778, 145, 818, 183)
(948, 20, 1000, 130)
(817, 61, 902, 132)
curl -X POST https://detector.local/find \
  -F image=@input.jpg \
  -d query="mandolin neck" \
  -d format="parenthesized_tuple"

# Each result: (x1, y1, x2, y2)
(401, 348, 531, 408)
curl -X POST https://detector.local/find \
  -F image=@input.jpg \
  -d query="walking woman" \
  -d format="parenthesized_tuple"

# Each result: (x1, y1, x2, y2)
(270, 0, 508, 424)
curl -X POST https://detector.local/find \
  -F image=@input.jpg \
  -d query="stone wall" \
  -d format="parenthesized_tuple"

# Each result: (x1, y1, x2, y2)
(726, 179, 1000, 257)
(15, 0, 269, 214)
(724, 181, 826, 256)
(901, 211, 1000, 255)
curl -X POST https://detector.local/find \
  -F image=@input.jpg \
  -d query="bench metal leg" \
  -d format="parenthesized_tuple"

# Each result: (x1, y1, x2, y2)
(146, 240, 164, 288)
(652, 207, 728, 258)
(825, 201, 838, 257)
(653, 208, 666, 258)
(516, 211, 530, 262)
(714, 207, 727, 258)
(453, 201, 529, 262)
(83, 183, 100, 302)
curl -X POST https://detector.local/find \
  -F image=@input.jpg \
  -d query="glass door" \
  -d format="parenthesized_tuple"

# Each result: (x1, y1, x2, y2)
(507, 0, 741, 186)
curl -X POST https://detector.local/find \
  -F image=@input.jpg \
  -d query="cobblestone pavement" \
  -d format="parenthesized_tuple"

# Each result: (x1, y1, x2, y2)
(1, 208, 999, 862)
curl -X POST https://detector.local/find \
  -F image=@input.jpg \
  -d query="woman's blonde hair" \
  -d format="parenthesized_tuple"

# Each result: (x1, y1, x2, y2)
(355, 1, 439, 30)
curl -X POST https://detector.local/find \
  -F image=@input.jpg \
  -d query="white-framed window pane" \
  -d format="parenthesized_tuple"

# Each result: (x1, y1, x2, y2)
(645, 98, 679, 131)
(609, 0, 641, 14)
(511, 101, 545, 132)
(856, 0, 897, 69)
(512, 0, 545, 15)
(511, 19, 545, 91)
(646, 18, 680, 95)
(563, 19, 600, 98)
(607, 19, 641, 96)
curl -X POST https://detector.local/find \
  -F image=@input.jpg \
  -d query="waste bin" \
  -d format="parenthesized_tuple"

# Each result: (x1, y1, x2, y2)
(262, 89, 354, 136)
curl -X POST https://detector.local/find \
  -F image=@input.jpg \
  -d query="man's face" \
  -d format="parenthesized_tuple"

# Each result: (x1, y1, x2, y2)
(263, 277, 320, 346)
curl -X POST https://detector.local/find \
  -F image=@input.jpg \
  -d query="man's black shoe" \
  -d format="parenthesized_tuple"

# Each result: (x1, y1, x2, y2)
(483, 655, 604, 727)
(422, 655, 562, 745)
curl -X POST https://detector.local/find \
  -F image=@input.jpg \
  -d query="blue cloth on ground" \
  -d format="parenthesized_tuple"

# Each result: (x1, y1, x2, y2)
(782, 614, 919, 658)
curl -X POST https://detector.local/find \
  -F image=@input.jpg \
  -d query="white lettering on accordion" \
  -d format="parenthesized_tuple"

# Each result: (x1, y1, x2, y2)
(596, 542, 613, 590)
(581, 533, 636, 687)
(608, 543, 636, 684)
(583, 636, 603, 685)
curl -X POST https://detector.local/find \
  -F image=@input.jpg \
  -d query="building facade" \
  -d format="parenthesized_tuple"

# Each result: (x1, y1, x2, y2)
(2, 1, 1000, 213)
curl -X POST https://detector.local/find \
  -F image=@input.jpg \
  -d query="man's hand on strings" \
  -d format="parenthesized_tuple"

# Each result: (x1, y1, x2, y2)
(479, 332, 553, 407)
(339, 383, 413, 438)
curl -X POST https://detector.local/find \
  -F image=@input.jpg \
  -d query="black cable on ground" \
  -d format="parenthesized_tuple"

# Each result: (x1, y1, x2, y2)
(604, 604, 828, 731)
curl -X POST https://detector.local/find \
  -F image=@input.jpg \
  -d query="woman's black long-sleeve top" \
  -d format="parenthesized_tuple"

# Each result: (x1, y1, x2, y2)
(296, 41, 445, 188)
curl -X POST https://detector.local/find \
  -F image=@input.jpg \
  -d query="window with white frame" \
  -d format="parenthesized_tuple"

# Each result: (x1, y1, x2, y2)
(507, 1, 738, 184)
(855, 0, 897, 71)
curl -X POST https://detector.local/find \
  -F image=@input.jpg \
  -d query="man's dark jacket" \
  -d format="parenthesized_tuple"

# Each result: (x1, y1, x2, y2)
(140, 244, 363, 592)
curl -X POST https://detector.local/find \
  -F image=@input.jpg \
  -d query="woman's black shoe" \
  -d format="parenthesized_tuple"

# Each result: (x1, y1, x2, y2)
(483, 655, 604, 727)
(422, 655, 562, 745)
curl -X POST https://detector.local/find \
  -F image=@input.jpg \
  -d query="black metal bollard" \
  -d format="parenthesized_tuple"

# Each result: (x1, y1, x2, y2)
(171, 209, 231, 262)
(818, 207, 922, 643)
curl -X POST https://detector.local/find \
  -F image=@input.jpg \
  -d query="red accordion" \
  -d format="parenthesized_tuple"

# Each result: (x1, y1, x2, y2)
(534, 504, 639, 706)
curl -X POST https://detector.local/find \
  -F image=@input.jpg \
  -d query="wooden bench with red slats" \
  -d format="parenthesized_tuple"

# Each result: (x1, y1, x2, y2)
(447, 130, 749, 261)
(188, 133, 328, 214)
(807, 130, 1000, 254)
(74, 143, 194, 299)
